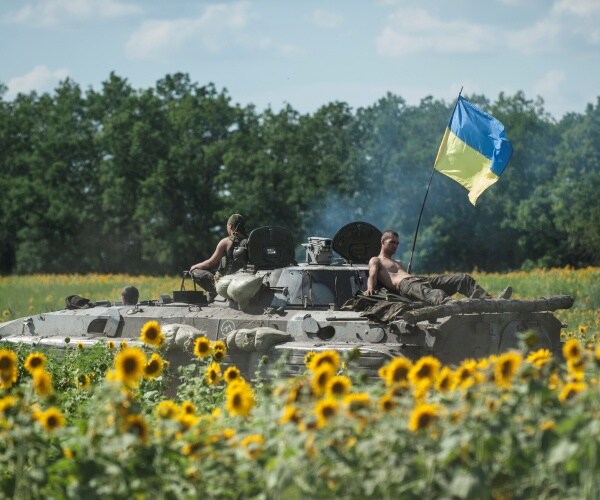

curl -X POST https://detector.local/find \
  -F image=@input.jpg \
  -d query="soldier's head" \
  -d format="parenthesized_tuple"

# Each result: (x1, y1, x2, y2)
(381, 230, 400, 254)
(381, 230, 399, 244)
(121, 286, 139, 305)
(227, 213, 246, 236)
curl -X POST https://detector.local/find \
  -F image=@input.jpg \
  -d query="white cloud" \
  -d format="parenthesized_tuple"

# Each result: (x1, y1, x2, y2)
(6, 65, 70, 98)
(376, 2, 600, 58)
(552, 0, 600, 45)
(309, 9, 342, 29)
(553, 0, 600, 16)
(506, 18, 562, 54)
(532, 70, 566, 98)
(376, 8, 490, 56)
(4, 0, 141, 27)
(126, 1, 301, 60)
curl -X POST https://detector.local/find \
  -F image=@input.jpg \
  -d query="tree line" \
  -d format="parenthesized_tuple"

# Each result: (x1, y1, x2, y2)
(0, 72, 598, 275)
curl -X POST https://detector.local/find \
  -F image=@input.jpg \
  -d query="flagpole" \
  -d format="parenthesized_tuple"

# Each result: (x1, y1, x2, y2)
(406, 87, 463, 274)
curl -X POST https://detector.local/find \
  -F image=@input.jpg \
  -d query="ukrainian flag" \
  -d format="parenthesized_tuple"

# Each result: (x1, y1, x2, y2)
(434, 96, 513, 205)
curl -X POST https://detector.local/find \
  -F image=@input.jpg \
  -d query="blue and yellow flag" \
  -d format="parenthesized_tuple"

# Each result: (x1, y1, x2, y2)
(434, 96, 513, 205)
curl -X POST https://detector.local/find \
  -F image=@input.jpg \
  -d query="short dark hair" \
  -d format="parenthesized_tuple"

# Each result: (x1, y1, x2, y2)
(381, 230, 399, 241)
(121, 286, 139, 305)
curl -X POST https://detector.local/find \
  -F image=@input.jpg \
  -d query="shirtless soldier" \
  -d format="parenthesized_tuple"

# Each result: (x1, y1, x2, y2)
(365, 230, 511, 306)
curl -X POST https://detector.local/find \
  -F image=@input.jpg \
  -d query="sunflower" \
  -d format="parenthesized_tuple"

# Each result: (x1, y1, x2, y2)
(213, 340, 227, 352)
(385, 357, 412, 387)
(144, 353, 165, 379)
(156, 400, 181, 419)
(107, 341, 115, 350)
(567, 357, 586, 375)
(304, 351, 316, 368)
(33, 370, 53, 396)
(76, 374, 91, 389)
(0, 395, 19, 414)
(224, 366, 242, 384)
(326, 375, 352, 398)
(408, 356, 441, 388)
(308, 350, 340, 373)
(454, 360, 481, 389)
(526, 348, 553, 368)
(343, 392, 371, 417)
(311, 364, 334, 396)
(279, 404, 302, 425)
(408, 403, 439, 432)
(558, 381, 587, 402)
(548, 371, 561, 390)
(225, 380, 255, 417)
(0, 349, 17, 376)
(240, 434, 264, 460)
(205, 362, 222, 385)
(314, 398, 339, 427)
(177, 413, 200, 431)
(193, 337, 212, 358)
(562, 339, 583, 362)
(212, 349, 226, 362)
(181, 401, 196, 415)
(39, 407, 65, 432)
(125, 414, 149, 444)
(378, 392, 396, 413)
(77, 342, 84, 350)
(287, 377, 312, 404)
(0, 368, 17, 389)
(140, 320, 165, 348)
(24, 352, 46, 374)
(435, 366, 456, 392)
(388, 381, 410, 398)
(114, 347, 147, 386)
(494, 352, 522, 389)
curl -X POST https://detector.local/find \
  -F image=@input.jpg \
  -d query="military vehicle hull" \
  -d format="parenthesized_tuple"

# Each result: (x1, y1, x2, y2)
(0, 223, 573, 379)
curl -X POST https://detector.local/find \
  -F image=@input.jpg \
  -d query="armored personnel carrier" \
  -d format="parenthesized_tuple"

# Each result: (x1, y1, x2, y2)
(0, 222, 573, 379)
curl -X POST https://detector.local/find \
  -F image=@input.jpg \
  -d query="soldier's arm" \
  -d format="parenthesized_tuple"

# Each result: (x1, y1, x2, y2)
(365, 257, 380, 295)
(190, 238, 230, 271)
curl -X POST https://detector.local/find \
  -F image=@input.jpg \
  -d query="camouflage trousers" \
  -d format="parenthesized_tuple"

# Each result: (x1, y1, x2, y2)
(190, 269, 218, 296)
(397, 273, 492, 306)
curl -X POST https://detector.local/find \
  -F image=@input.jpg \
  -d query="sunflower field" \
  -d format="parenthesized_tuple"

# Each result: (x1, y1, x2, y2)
(0, 269, 599, 498)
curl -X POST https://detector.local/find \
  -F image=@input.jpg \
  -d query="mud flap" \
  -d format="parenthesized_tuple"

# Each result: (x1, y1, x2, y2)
(104, 309, 121, 337)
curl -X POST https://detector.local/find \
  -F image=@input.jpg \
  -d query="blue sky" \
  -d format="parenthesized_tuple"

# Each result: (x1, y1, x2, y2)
(1, 0, 599, 119)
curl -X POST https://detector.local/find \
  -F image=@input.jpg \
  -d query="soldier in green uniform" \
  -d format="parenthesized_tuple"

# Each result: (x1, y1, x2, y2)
(189, 214, 248, 302)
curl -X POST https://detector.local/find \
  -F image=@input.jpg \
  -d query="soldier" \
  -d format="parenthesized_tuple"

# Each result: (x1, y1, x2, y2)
(121, 286, 139, 305)
(189, 214, 248, 302)
(365, 230, 512, 305)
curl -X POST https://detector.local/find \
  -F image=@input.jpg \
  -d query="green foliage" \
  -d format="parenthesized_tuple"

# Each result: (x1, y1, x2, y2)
(0, 74, 599, 274)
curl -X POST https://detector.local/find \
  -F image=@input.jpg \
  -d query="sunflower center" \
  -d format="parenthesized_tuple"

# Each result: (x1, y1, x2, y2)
(392, 368, 408, 381)
(123, 358, 139, 374)
(232, 393, 242, 408)
(417, 413, 433, 429)
(500, 361, 514, 377)
(0, 357, 12, 370)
